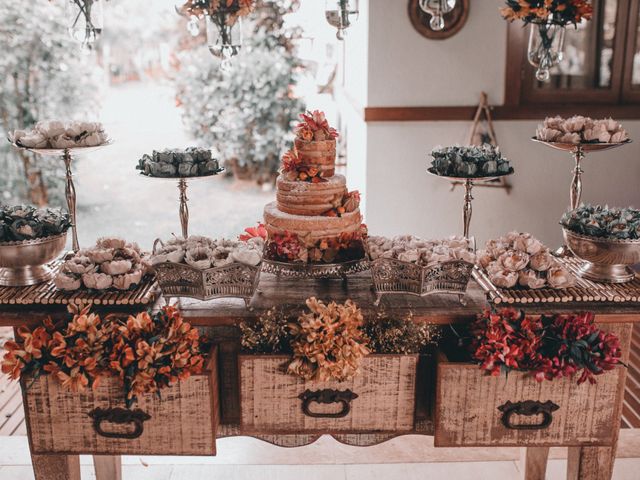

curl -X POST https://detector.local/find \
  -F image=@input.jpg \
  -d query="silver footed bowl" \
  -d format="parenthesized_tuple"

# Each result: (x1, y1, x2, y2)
(562, 228, 640, 284)
(0, 232, 68, 287)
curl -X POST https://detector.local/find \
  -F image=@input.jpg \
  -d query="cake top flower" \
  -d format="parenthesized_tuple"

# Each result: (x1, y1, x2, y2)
(501, 0, 593, 26)
(295, 110, 339, 142)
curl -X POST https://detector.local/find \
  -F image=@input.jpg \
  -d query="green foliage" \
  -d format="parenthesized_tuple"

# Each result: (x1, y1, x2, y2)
(174, 1, 305, 183)
(0, 2, 101, 204)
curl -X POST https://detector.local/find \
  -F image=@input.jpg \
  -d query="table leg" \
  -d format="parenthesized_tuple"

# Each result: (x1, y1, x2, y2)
(94, 455, 122, 480)
(31, 454, 80, 480)
(520, 446, 549, 480)
(567, 445, 615, 480)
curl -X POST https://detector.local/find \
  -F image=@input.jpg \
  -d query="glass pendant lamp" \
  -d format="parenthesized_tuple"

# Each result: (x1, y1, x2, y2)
(325, 0, 359, 40)
(418, 0, 456, 31)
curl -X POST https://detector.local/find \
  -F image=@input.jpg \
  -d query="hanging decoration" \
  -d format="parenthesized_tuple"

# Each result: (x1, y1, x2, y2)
(501, 0, 593, 82)
(63, 0, 105, 49)
(178, 0, 255, 69)
(418, 0, 456, 31)
(325, 0, 359, 40)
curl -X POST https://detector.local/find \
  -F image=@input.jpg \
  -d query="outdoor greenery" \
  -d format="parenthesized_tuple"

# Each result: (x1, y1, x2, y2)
(174, 0, 305, 184)
(0, 2, 101, 205)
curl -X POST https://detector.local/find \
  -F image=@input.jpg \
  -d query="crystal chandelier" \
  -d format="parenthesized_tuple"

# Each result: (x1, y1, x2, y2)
(418, 0, 456, 31)
(325, 0, 359, 40)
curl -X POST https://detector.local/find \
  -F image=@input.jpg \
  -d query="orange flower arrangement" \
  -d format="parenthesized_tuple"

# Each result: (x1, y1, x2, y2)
(295, 110, 339, 142)
(1, 305, 208, 407)
(280, 149, 327, 183)
(501, 0, 593, 26)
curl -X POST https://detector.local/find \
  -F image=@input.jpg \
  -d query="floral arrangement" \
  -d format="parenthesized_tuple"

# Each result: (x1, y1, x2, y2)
(501, 0, 593, 26)
(295, 110, 339, 143)
(239, 307, 291, 354)
(561, 204, 640, 240)
(151, 232, 264, 269)
(469, 308, 622, 384)
(536, 116, 629, 144)
(280, 148, 326, 183)
(239, 223, 268, 242)
(265, 227, 367, 264)
(477, 232, 574, 289)
(108, 306, 207, 405)
(365, 314, 442, 355)
(180, 0, 254, 24)
(137, 148, 220, 178)
(287, 298, 369, 382)
(0, 205, 71, 243)
(1, 305, 208, 405)
(9, 121, 108, 149)
(323, 191, 361, 218)
(429, 145, 513, 178)
(368, 235, 475, 266)
(239, 304, 441, 361)
(55, 237, 151, 291)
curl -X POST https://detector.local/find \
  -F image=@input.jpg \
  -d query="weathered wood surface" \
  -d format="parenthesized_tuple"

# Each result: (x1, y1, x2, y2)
(31, 453, 80, 480)
(520, 447, 549, 480)
(239, 355, 418, 434)
(93, 455, 122, 480)
(434, 322, 632, 448)
(23, 348, 219, 456)
(5, 275, 640, 328)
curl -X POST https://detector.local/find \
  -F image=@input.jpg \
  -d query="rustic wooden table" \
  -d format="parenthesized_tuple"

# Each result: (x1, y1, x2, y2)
(2, 273, 638, 480)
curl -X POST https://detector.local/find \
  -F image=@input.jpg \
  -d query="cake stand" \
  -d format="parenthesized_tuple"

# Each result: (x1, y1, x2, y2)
(10, 141, 113, 252)
(260, 257, 370, 282)
(427, 168, 515, 238)
(140, 169, 224, 239)
(531, 138, 631, 255)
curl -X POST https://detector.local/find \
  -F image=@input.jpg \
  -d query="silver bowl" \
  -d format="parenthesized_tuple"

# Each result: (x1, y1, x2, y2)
(0, 232, 68, 286)
(562, 228, 640, 283)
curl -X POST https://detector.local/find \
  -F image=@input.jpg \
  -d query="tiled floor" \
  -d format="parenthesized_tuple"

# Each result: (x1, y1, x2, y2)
(1, 435, 640, 479)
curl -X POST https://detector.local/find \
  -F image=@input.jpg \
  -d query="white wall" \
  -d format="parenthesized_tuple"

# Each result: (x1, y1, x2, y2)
(339, 0, 640, 249)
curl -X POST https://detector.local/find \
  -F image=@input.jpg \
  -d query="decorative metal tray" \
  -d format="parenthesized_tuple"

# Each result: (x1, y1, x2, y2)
(261, 257, 370, 280)
(370, 257, 474, 306)
(153, 261, 261, 306)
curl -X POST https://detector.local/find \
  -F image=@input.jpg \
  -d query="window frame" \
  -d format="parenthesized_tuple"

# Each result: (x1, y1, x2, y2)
(504, 0, 640, 110)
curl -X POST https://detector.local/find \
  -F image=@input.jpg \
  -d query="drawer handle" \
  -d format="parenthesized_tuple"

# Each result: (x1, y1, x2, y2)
(498, 400, 560, 430)
(88, 408, 151, 440)
(299, 389, 359, 419)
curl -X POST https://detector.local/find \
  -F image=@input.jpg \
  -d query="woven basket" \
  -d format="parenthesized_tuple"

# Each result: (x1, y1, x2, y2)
(23, 347, 219, 456)
(239, 354, 418, 434)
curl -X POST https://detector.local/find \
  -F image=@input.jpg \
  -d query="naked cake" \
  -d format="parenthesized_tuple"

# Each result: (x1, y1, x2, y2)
(263, 111, 366, 264)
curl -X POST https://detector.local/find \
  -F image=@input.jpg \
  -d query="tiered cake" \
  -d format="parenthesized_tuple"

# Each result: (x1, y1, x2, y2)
(263, 111, 365, 264)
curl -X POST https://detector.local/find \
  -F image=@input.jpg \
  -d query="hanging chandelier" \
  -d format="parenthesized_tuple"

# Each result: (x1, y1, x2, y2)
(325, 0, 359, 40)
(178, 0, 254, 69)
(418, 0, 456, 31)
(65, 0, 105, 49)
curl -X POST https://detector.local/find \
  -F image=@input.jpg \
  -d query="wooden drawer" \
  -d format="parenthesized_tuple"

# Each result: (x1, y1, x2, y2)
(434, 348, 624, 447)
(24, 347, 219, 456)
(239, 354, 418, 433)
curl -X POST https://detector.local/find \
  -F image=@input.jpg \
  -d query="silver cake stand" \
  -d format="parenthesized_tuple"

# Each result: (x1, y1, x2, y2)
(140, 169, 224, 239)
(427, 168, 515, 238)
(261, 257, 370, 282)
(10, 140, 113, 252)
(532, 138, 631, 256)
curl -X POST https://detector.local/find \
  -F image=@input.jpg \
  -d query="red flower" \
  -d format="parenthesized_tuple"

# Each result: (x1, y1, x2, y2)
(239, 223, 267, 242)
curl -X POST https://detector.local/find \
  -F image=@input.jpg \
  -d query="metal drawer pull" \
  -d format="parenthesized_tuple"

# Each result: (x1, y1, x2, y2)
(88, 408, 151, 439)
(498, 400, 560, 430)
(299, 389, 359, 419)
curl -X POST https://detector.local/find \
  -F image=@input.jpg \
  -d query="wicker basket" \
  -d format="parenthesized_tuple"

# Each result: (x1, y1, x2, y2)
(370, 258, 474, 305)
(23, 347, 219, 456)
(239, 354, 418, 434)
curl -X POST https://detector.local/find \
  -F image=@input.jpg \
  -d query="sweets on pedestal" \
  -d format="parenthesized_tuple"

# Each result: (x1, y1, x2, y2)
(263, 111, 365, 264)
